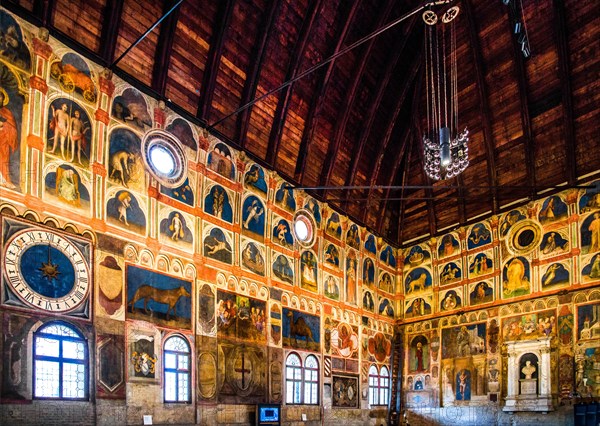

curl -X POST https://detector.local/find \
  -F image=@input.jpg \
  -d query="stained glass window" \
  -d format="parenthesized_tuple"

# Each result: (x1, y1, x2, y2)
(33, 322, 88, 400)
(164, 335, 191, 403)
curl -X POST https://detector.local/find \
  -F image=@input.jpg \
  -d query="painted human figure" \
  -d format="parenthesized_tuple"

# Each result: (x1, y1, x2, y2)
(0, 88, 18, 189)
(456, 326, 471, 356)
(169, 213, 183, 241)
(69, 109, 88, 163)
(49, 103, 70, 158)
(588, 212, 600, 253)
(415, 342, 424, 371)
(243, 199, 264, 229)
(458, 370, 468, 399)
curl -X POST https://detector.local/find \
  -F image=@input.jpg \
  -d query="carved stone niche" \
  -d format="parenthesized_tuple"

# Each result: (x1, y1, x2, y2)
(503, 337, 553, 413)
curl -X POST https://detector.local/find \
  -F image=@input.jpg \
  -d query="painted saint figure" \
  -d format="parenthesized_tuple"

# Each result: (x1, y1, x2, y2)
(0, 88, 18, 189)
(588, 212, 600, 253)
(49, 103, 70, 158)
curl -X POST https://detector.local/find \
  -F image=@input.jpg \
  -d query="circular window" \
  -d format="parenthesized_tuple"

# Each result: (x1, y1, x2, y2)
(141, 129, 187, 188)
(507, 220, 542, 255)
(293, 210, 315, 247)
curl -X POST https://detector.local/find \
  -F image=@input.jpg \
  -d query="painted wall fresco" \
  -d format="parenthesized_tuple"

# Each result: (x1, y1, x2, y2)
(0, 64, 23, 191)
(126, 265, 192, 329)
(441, 323, 486, 359)
(216, 290, 266, 343)
(282, 308, 320, 351)
(332, 375, 359, 408)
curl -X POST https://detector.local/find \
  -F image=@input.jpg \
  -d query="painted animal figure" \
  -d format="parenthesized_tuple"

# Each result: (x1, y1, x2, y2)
(406, 273, 427, 293)
(287, 311, 314, 346)
(128, 285, 190, 320)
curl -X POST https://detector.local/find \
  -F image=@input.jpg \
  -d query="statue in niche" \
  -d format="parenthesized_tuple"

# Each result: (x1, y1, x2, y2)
(521, 360, 536, 380)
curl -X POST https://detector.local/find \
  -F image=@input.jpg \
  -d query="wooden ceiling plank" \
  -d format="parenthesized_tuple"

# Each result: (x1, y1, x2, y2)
(99, 0, 125, 65)
(553, 0, 576, 185)
(397, 132, 416, 244)
(294, 1, 362, 181)
(464, 0, 498, 212)
(265, 0, 325, 167)
(151, 0, 182, 96)
(319, 0, 396, 192)
(506, 4, 536, 196)
(237, 0, 282, 149)
(197, 0, 236, 124)
(33, 0, 55, 27)
(343, 15, 418, 209)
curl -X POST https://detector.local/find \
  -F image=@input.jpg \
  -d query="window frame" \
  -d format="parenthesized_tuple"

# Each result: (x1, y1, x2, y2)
(32, 321, 89, 401)
(285, 352, 320, 405)
(368, 364, 390, 406)
(163, 334, 192, 403)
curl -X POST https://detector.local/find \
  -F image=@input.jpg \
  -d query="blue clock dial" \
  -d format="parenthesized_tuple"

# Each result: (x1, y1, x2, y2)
(21, 245, 76, 298)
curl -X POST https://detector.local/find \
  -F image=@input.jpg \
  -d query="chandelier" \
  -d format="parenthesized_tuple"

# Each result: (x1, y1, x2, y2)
(422, 6, 469, 181)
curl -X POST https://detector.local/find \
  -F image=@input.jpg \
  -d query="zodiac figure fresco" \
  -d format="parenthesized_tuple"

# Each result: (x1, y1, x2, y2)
(346, 224, 360, 249)
(502, 257, 530, 298)
(440, 290, 461, 311)
(108, 128, 143, 190)
(438, 234, 459, 258)
(275, 183, 295, 211)
(467, 223, 491, 249)
(160, 178, 194, 206)
(405, 298, 431, 318)
(404, 268, 431, 294)
(111, 88, 152, 130)
(242, 196, 265, 239)
(44, 164, 90, 208)
(363, 257, 375, 286)
(380, 245, 396, 267)
(204, 185, 232, 222)
(440, 262, 461, 285)
(324, 275, 340, 300)
(241, 242, 265, 276)
(324, 244, 340, 268)
(203, 228, 233, 264)
(207, 142, 235, 180)
(468, 253, 492, 276)
(326, 212, 342, 239)
(244, 164, 267, 194)
(469, 281, 494, 305)
(273, 219, 293, 248)
(364, 234, 377, 254)
(405, 246, 428, 267)
(300, 251, 318, 292)
(541, 262, 569, 289)
(106, 190, 146, 233)
(159, 211, 193, 245)
(581, 212, 600, 254)
(272, 254, 294, 284)
(540, 231, 568, 256)
(50, 53, 97, 103)
(500, 209, 526, 236)
(0, 12, 31, 70)
(539, 195, 568, 224)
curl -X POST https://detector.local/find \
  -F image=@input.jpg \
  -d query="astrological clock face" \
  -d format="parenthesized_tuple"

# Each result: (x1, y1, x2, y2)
(3, 229, 90, 313)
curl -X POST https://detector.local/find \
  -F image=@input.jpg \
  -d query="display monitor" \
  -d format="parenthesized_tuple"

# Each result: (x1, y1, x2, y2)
(256, 404, 280, 425)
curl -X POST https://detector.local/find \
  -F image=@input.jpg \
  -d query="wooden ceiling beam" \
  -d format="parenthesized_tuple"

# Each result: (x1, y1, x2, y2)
(553, 0, 576, 185)
(197, 0, 236, 124)
(343, 15, 418, 210)
(99, 0, 125, 65)
(294, 1, 362, 182)
(236, 0, 282, 149)
(151, 0, 182, 96)
(463, 0, 498, 213)
(33, 0, 55, 27)
(265, 0, 325, 167)
(506, 5, 536, 197)
(397, 133, 416, 244)
(319, 0, 396, 192)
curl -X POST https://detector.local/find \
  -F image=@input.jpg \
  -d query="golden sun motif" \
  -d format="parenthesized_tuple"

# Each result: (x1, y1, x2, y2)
(39, 261, 61, 280)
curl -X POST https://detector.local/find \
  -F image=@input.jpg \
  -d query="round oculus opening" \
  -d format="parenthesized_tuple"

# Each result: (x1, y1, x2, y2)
(149, 144, 177, 176)
(517, 228, 535, 248)
(294, 215, 313, 243)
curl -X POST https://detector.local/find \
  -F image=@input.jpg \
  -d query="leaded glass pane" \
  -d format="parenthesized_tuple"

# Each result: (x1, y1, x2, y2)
(63, 362, 85, 398)
(165, 336, 189, 352)
(285, 381, 294, 404)
(293, 381, 301, 403)
(63, 340, 85, 360)
(286, 353, 301, 367)
(178, 373, 189, 401)
(165, 353, 177, 369)
(165, 372, 177, 401)
(305, 355, 318, 369)
(35, 336, 60, 357)
(178, 354, 189, 370)
(35, 360, 60, 397)
(39, 324, 80, 338)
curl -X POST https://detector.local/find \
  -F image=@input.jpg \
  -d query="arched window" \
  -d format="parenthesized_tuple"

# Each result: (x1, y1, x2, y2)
(285, 353, 319, 405)
(369, 364, 390, 406)
(33, 322, 88, 400)
(164, 335, 191, 403)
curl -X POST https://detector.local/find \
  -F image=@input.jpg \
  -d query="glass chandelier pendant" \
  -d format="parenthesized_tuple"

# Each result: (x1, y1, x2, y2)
(422, 6, 469, 181)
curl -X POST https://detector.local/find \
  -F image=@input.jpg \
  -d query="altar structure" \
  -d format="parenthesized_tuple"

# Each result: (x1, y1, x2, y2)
(503, 337, 554, 413)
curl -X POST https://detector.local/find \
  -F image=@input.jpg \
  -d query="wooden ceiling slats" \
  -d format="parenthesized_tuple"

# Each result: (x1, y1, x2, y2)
(265, 0, 324, 167)
(196, 0, 235, 125)
(114, 0, 163, 86)
(342, 14, 418, 211)
(52, 0, 105, 53)
(318, 0, 395, 193)
(99, 0, 124, 64)
(151, 0, 181, 96)
(36, 0, 54, 27)
(464, 0, 498, 214)
(294, 1, 361, 182)
(237, 0, 282, 149)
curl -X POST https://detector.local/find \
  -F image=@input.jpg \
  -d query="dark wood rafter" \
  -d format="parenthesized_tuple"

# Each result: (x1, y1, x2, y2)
(397, 133, 416, 244)
(33, 0, 55, 27)
(197, 0, 236, 124)
(265, 0, 325, 167)
(99, 0, 125, 65)
(236, 0, 282, 148)
(553, 0, 576, 185)
(463, 0, 499, 212)
(319, 0, 396, 192)
(375, 128, 411, 233)
(364, 57, 421, 206)
(342, 14, 418, 210)
(294, 1, 362, 181)
(506, 6, 536, 196)
(151, 0, 181, 96)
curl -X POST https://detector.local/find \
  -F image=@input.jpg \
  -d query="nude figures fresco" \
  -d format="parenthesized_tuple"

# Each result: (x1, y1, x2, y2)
(204, 184, 233, 223)
(203, 227, 233, 264)
(242, 195, 266, 240)
(272, 218, 293, 249)
(46, 98, 92, 166)
(126, 265, 192, 329)
(159, 211, 193, 247)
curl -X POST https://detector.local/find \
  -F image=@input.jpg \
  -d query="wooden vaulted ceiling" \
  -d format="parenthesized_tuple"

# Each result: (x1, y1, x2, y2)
(6, 0, 599, 247)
